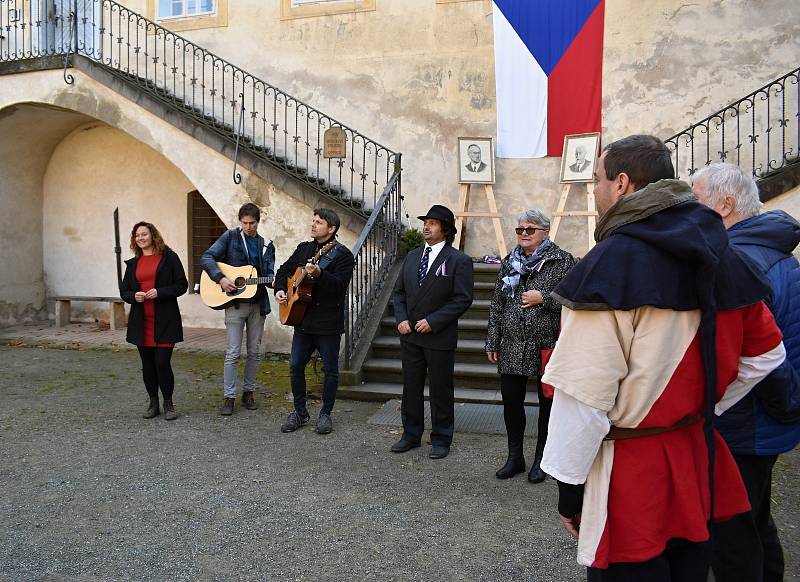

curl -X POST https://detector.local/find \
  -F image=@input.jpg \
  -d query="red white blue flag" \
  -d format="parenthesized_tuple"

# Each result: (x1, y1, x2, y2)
(493, 0, 604, 158)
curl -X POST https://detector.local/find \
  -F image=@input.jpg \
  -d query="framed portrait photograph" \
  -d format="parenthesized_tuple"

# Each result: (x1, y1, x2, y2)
(458, 137, 495, 184)
(559, 132, 601, 183)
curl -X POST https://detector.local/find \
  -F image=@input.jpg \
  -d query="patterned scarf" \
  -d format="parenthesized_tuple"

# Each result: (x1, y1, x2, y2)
(501, 239, 552, 298)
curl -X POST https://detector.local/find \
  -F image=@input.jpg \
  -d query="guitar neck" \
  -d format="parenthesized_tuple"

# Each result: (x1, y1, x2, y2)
(245, 276, 273, 286)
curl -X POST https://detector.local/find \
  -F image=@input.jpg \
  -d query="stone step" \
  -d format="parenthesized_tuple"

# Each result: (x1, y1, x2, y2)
(371, 336, 490, 365)
(472, 281, 496, 300)
(472, 262, 502, 283)
(386, 299, 490, 319)
(380, 316, 488, 340)
(363, 358, 498, 390)
(338, 382, 539, 406)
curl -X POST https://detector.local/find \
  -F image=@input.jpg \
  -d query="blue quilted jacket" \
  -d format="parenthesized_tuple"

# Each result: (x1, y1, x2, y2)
(715, 211, 800, 455)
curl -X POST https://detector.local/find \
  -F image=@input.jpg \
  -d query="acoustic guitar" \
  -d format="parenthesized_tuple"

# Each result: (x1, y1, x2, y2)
(200, 262, 273, 310)
(279, 240, 338, 326)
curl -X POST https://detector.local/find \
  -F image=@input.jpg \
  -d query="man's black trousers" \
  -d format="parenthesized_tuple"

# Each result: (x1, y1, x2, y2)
(399, 340, 455, 447)
(711, 453, 783, 582)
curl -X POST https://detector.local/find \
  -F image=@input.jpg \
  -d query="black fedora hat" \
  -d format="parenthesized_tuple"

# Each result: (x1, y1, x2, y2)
(417, 204, 457, 232)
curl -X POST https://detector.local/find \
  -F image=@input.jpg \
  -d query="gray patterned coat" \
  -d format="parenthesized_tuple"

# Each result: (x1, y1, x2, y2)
(485, 242, 576, 377)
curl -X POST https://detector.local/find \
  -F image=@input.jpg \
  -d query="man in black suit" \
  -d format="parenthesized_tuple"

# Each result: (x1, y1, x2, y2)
(391, 205, 474, 459)
(465, 144, 487, 173)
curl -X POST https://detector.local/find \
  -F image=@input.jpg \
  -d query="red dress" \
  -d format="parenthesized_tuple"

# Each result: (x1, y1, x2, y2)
(135, 254, 175, 348)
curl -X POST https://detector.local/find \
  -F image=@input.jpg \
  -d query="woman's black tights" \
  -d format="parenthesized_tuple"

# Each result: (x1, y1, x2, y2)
(137, 346, 174, 400)
(500, 374, 551, 457)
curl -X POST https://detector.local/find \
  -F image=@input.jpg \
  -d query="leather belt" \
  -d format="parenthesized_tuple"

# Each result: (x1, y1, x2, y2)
(604, 414, 704, 441)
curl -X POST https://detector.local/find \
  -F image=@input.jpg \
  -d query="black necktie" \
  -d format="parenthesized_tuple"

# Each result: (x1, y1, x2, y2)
(418, 246, 432, 285)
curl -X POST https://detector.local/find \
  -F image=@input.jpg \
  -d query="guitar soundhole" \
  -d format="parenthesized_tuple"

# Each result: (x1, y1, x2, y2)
(225, 277, 248, 298)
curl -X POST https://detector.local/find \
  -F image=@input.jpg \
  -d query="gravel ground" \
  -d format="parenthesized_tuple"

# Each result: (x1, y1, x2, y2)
(0, 345, 797, 582)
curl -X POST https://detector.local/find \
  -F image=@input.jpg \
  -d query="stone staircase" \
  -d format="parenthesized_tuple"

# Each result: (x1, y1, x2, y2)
(339, 262, 538, 405)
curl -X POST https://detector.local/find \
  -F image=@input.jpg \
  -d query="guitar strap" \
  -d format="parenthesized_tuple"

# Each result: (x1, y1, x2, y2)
(316, 241, 342, 271)
(240, 229, 267, 274)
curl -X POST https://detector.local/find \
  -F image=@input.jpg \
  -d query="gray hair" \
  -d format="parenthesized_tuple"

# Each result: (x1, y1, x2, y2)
(693, 163, 761, 217)
(517, 209, 550, 230)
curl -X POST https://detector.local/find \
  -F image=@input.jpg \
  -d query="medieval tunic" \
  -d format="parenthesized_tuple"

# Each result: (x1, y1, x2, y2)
(539, 180, 786, 569)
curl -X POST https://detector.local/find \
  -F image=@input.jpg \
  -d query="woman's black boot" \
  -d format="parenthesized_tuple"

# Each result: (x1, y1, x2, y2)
(143, 397, 160, 419)
(527, 458, 547, 483)
(495, 442, 526, 479)
(528, 437, 548, 483)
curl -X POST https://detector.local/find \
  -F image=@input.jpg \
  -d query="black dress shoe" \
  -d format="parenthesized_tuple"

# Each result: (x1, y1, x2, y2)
(429, 445, 450, 459)
(390, 439, 421, 453)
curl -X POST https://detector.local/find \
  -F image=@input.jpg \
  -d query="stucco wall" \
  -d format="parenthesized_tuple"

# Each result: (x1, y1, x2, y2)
(42, 122, 194, 304)
(0, 104, 93, 326)
(115, 0, 800, 257)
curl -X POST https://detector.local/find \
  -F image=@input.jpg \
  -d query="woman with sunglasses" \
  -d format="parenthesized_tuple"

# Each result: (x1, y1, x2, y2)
(486, 209, 576, 481)
(120, 221, 188, 420)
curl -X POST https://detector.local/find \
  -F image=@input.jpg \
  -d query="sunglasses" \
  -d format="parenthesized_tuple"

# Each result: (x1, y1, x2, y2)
(514, 227, 547, 235)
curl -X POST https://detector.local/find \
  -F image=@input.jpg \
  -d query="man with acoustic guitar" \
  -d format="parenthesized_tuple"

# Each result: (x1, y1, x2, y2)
(201, 203, 275, 416)
(274, 208, 355, 435)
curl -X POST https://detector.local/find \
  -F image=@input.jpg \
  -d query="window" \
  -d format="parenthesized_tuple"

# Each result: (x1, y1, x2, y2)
(147, 0, 227, 31)
(281, 0, 376, 20)
(158, 0, 215, 19)
(187, 191, 227, 292)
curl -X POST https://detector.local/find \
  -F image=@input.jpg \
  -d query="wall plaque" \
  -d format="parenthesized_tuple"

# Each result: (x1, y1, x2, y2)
(323, 127, 347, 159)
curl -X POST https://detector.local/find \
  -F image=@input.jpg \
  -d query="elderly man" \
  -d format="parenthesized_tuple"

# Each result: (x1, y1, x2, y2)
(569, 145, 591, 173)
(540, 135, 787, 581)
(693, 163, 800, 582)
(464, 144, 487, 173)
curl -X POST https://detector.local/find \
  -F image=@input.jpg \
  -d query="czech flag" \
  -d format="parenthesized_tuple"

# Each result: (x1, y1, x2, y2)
(493, 1, 604, 158)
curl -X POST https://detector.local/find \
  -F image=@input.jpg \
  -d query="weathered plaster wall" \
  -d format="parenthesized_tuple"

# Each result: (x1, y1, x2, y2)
(42, 122, 194, 305)
(0, 104, 93, 326)
(603, 0, 800, 140)
(119, 0, 799, 256)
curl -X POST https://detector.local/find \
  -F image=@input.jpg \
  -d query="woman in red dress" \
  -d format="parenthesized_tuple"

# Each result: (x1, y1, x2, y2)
(120, 222, 188, 420)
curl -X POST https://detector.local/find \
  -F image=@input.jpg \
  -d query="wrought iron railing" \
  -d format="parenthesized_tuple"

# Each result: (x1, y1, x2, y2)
(344, 165, 402, 368)
(1, 0, 404, 367)
(0, 0, 400, 214)
(666, 67, 799, 181)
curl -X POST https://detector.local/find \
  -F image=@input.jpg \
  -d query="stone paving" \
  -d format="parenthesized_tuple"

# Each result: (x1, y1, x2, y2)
(0, 321, 229, 352)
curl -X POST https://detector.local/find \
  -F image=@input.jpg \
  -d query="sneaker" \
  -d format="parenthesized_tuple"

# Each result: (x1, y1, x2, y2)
(316, 413, 333, 435)
(280, 410, 310, 433)
(220, 397, 235, 416)
(242, 391, 258, 410)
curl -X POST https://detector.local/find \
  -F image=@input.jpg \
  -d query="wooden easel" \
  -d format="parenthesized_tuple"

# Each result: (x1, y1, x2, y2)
(453, 183, 507, 256)
(550, 182, 598, 250)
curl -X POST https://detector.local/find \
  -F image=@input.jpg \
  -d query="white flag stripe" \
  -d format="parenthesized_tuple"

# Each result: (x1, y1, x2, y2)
(493, 3, 548, 158)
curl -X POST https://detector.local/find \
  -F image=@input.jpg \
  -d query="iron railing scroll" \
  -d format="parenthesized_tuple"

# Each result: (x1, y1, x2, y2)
(0, 0, 399, 216)
(665, 67, 800, 182)
(344, 157, 402, 369)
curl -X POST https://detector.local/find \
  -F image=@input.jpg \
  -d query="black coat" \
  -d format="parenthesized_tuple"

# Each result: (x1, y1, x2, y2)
(485, 242, 576, 377)
(394, 244, 474, 350)
(120, 247, 188, 345)
(274, 238, 355, 335)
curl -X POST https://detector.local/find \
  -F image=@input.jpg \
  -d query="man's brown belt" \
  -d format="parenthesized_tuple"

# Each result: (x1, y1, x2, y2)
(604, 414, 704, 441)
